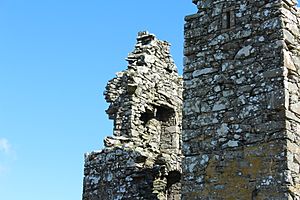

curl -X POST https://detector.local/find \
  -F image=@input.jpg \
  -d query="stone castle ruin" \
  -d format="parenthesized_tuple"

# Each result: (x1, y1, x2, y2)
(83, 0, 300, 199)
(82, 31, 183, 200)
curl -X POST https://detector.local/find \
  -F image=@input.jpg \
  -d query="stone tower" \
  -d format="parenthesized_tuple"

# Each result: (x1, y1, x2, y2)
(182, 0, 300, 199)
(82, 32, 183, 200)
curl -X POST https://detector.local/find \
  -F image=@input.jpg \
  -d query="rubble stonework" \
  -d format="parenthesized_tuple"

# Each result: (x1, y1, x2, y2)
(82, 32, 183, 200)
(183, 0, 300, 199)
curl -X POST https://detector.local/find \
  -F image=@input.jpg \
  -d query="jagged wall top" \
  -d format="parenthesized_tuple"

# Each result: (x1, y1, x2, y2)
(127, 31, 178, 73)
(104, 31, 182, 140)
(82, 31, 183, 200)
(105, 31, 178, 105)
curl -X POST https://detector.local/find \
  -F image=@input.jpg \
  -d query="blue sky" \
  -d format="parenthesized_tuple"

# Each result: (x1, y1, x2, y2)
(0, 1, 195, 199)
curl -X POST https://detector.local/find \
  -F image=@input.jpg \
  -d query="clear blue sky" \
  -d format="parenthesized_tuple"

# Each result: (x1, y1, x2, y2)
(0, 1, 195, 199)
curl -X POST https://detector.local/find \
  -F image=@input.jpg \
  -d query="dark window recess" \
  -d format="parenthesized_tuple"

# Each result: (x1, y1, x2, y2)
(226, 11, 231, 29)
(140, 109, 154, 125)
(156, 106, 175, 122)
(140, 106, 174, 125)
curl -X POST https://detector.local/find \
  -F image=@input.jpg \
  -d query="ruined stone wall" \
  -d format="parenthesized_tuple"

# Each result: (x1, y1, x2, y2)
(183, 0, 300, 199)
(82, 32, 183, 200)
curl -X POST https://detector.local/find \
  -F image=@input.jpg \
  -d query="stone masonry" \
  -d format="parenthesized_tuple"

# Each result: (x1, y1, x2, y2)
(182, 0, 300, 199)
(82, 32, 183, 200)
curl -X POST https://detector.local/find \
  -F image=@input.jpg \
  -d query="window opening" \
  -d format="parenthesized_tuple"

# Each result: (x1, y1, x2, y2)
(156, 106, 174, 122)
(222, 8, 235, 30)
(226, 11, 231, 29)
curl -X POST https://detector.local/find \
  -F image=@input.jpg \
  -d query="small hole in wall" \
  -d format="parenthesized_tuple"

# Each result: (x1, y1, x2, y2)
(166, 170, 181, 189)
(164, 67, 173, 74)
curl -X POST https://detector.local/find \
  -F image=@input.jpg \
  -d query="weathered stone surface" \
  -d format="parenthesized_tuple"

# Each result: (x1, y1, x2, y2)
(81, 1, 300, 199)
(82, 31, 183, 200)
(183, 0, 300, 199)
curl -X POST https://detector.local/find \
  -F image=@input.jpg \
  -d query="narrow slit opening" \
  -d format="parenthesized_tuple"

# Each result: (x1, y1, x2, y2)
(226, 11, 231, 29)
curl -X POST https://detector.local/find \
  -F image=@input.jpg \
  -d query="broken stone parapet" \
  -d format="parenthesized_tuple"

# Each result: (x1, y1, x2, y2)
(82, 31, 183, 200)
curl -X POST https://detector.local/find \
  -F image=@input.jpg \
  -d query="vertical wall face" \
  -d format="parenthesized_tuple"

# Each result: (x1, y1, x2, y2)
(82, 32, 183, 200)
(183, 0, 300, 199)
(282, 1, 300, 198)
